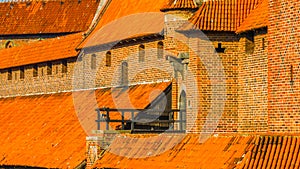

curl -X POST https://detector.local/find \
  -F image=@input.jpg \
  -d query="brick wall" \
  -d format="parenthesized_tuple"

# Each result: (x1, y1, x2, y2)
(268, 0, 300, 133)
(175, 31, 240, 133)
(238, 29, 268, 133)
(0, 58, 76, 97)
(78, 38, 174, 90)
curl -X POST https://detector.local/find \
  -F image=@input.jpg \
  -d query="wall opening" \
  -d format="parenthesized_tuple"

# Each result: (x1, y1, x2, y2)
(33, 65, 38, 77)
(62, 60, 67, 73)
(139, 44, 145, 62)
(157, 41, 164, 59)
(91, 54, 96, 70)
(121, 61, 128, 86)
(7, 69, 12, 80)
(179, 90, 187, 131)
(106, 51, 111, 67)
(47, 62, 52, 75)
(20, 67, 24, 79)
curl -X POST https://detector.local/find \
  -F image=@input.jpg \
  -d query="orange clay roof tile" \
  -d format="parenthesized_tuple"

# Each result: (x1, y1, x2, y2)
(93, 135, 255, 169)
(78, 0, 168, 48)
(161, 0, 198, 11)
(0, 32, 83, 69)
(0, 82, 169, 168)
(236, 0, 268, 33)
(236, 136, 300, 169)
(0, 0, 100, 35)
(180, 0, 260, 32)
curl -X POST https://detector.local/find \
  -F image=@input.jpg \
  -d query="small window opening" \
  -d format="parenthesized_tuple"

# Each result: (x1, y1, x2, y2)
(91, 54, 97, 70)
(262, 38, 265, 50)
(20, 67, 25, 79)
(62, 60, 67, 73)
(139, 44, 145, 62)
(121, 61, 128, 86)
(7, 69, 12, 80)
(47, 62, 52, 75)
(157, 41, 164, 59)
(106, 51, 111, 67)
(33, 65, 38, 77)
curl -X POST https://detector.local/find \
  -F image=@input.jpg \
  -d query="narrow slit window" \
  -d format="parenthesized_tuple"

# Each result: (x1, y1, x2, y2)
(157, 41, 164, 59)
(20, 67, 25, 79)
(47, 62, 52, 75)
(139, 44, 145, 62)
(106, 51, 111, 67)
(33, 65, 38, 77)
(121, 61, 128, 86)
(262, 38, 265, 50)
(62, 60, 67, 73)
(91, 54, 96, 69)
(7, 69, 12, 80)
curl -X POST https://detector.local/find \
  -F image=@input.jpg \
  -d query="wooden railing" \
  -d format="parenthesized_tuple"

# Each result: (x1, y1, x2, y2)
(95, 108, 186, 132)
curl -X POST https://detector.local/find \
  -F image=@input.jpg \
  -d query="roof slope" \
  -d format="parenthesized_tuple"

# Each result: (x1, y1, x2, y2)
(237, 136, 300, 169)
(181, 0, 260, 31)
(93, 135, 254, 168)
(0, 92, 87, 168)
(0, 82, 170, 168)
(0, 0, 99, 35)
(83, 12, 165, 48)
(0, 33, 83, 69)
(161, 0, 198, 11)
(79, 0, 168, 48)
(236, 0, 268, 33)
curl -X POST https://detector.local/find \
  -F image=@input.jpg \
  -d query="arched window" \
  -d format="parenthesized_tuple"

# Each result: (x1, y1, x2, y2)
(106, 51, 111, 67)
(5, 41, 13, 48)
(138, 44, 145, 62)
(91, 54, 96, 70)
(121, 61, 128, 86)
(157, 41, 164, 59)
(179, 91, 187, 131)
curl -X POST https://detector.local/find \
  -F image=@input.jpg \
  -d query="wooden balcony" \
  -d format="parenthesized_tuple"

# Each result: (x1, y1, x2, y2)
(95, 108, 186, 133)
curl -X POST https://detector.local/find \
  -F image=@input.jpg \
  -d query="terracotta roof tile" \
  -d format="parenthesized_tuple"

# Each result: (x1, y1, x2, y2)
(237, 136, 300, 169)
(0, 93, 86, 168)
(0, 82, 169, 168)
(0, 32, 83, 69)
(161, 0, 198, 11)
(180, 0, 260, 31)
(79, 0, 167, 48)
(93, 135, 255, 168)
(0, 0, 100, 35)
(84, 13, 164, 48)
(236, 0, 268, 33)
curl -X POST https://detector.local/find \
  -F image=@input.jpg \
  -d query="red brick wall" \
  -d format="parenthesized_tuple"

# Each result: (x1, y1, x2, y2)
(181, 31, 240, 133)
(77, 38, 174, 90)
(238, 30, 268, 133)
(268, 0, 300, 133)
(0, 58, 76, 97)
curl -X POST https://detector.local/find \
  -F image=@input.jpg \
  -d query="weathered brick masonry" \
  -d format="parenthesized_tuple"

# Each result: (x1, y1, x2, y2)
(268, 0, 300, 133)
